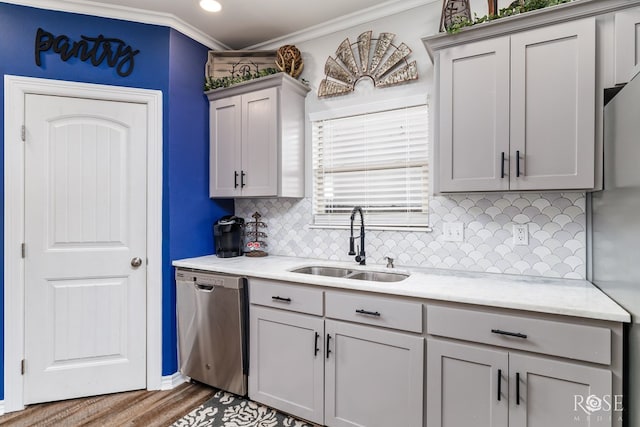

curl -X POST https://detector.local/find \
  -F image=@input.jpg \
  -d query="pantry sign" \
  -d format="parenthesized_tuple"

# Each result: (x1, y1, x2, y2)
(34, 27, 140, 77)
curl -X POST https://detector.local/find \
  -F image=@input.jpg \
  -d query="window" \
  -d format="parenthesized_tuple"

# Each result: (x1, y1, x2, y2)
(311, 104, 429, 229)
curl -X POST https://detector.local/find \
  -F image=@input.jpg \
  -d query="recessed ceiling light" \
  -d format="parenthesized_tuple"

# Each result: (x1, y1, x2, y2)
(200, 0, 221, 12)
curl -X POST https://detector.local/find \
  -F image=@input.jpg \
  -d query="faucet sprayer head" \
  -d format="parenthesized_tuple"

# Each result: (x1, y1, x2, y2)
(348, 237, 356, 255)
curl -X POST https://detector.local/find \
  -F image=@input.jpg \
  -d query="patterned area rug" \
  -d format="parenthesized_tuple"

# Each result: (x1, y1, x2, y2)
(172, 390, 314, 427)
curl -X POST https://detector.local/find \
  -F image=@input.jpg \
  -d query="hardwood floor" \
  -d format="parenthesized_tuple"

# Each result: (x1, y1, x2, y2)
(0, 381, 216, 426)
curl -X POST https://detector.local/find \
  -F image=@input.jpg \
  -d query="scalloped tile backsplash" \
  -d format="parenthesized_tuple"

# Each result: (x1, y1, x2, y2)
(235, 192, 586, 279)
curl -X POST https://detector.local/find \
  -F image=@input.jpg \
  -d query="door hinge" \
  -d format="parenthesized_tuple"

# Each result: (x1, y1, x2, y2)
(21, 243, 26, 258)
(21, 125, 26, 142)
(21, 359, 25, 375)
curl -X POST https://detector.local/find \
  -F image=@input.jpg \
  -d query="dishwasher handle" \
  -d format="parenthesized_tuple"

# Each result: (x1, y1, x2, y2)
(194, 283, 215, 292)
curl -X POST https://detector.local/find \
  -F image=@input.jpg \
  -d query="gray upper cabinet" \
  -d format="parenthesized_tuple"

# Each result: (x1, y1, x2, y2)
(614, 7, 640, 85)
(438, 37, 510, 192)
(433, 18, 596, 193)
(207, 73, 309, 198)
(510, 19, 595, 191)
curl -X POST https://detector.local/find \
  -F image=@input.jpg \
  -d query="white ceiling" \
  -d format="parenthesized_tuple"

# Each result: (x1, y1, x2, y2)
(113, 0, 396, 49)
(10, 0, 427, 50)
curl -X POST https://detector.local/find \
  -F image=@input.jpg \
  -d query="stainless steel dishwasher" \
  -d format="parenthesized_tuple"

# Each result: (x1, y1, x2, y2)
(176, 268, 248, 395)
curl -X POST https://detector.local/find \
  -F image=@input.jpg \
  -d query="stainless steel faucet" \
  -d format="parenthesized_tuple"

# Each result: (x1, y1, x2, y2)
(348, 206, 366, 265)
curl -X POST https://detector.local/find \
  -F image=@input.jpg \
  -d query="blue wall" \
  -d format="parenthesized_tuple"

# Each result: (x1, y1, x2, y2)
(164, 28, 234, 374)
(0, 3, 233, 398)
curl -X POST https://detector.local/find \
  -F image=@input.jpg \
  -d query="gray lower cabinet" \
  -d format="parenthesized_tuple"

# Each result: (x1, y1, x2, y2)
(426, 299, 621, 427)
(427, 338, 509, 427)
(248, 279, 620, 427)
(427, 338, 613, 427)
(248, 279, 424, 427)
(325, 320, 424, 427)
(249, 306, 324, 424)
(509, 352, 612, 427)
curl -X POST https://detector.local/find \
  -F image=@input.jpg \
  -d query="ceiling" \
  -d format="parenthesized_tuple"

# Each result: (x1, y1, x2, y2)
(65, 0, 407, 50)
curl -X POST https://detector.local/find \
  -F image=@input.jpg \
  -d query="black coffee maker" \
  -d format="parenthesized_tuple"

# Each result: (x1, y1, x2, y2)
(213, 215, 244, 258)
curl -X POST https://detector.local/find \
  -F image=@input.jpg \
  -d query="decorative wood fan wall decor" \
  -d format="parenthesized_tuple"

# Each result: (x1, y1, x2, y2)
(318, 31, 418, 98)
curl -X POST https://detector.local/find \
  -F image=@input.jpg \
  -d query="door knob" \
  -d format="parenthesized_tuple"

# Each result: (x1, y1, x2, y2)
(131, 257, 143, 268)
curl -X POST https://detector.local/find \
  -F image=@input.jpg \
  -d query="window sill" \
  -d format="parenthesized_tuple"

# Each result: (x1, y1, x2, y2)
(307, 224, 433, 233)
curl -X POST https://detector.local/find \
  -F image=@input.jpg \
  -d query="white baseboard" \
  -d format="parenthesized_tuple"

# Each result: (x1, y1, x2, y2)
(0, 400, 5, 416)
(160, 372, 188, 390)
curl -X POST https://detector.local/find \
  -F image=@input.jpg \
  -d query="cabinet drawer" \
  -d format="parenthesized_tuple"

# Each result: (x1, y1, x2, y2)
(250, 279, 323, 316)
(326, 292, 422, 333)
(427, 305, 611, 365)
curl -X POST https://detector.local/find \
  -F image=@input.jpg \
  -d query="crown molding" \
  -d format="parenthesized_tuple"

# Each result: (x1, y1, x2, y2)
(1, 0, 230, 50)
(2, 0, 435, 52)
(237, 0, 436, 50)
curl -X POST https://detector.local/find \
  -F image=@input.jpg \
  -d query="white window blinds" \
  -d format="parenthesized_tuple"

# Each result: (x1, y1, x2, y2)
(312, 104, 429, 228)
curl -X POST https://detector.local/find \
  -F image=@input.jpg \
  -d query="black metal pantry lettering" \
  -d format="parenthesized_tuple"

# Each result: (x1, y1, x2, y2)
(35, 27, 140, 77)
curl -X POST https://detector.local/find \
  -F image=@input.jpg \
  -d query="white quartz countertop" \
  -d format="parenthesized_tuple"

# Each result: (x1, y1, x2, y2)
(172, 255, 630, 323)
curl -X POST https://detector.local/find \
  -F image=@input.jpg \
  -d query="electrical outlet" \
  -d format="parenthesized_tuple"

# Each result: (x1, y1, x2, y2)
(513, 223, 529, 246)
(443, 222, 464, 242)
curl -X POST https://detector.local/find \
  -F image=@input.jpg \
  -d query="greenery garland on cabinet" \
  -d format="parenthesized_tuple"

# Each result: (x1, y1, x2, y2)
(446, 0, 572, 33)
(204, 67, 280, 91)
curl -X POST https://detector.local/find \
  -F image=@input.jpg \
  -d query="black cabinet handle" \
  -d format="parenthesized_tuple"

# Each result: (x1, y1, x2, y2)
(516, 372, 521, 405)
(234, 171, 239, 188)
(355, 309, 381, 317)
(241, 170, 246, 188)
(497, 369, 502, 401)
(491, 329, 527, 339)
(271, 296, 291, 303)
(326, 334, 332, 359)
(314, 332, 320, 356)
(501, 152, 505, 179)
(516, 150, 521, 177)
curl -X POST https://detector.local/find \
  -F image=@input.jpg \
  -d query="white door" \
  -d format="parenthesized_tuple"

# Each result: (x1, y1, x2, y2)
(23, 94, 148, 404)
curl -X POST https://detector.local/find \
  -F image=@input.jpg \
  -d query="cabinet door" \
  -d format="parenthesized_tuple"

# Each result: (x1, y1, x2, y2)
(241, 87, 278, 197)
(210, 95, 242, 197)
(614, 7, 640, 85)
(249, 306, 324, 425)
(427, 338, 508, 427)
(324, 320, 424, 427)
(510, 18, 596, 191)
(509, 353, 612, 427)
(438, 37, 510, 192)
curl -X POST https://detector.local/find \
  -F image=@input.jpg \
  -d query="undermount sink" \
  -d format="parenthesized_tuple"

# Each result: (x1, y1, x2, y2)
(290, 265, 409, 283)
(291, 266, 354, 277)
(347, 271, 409, 282)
